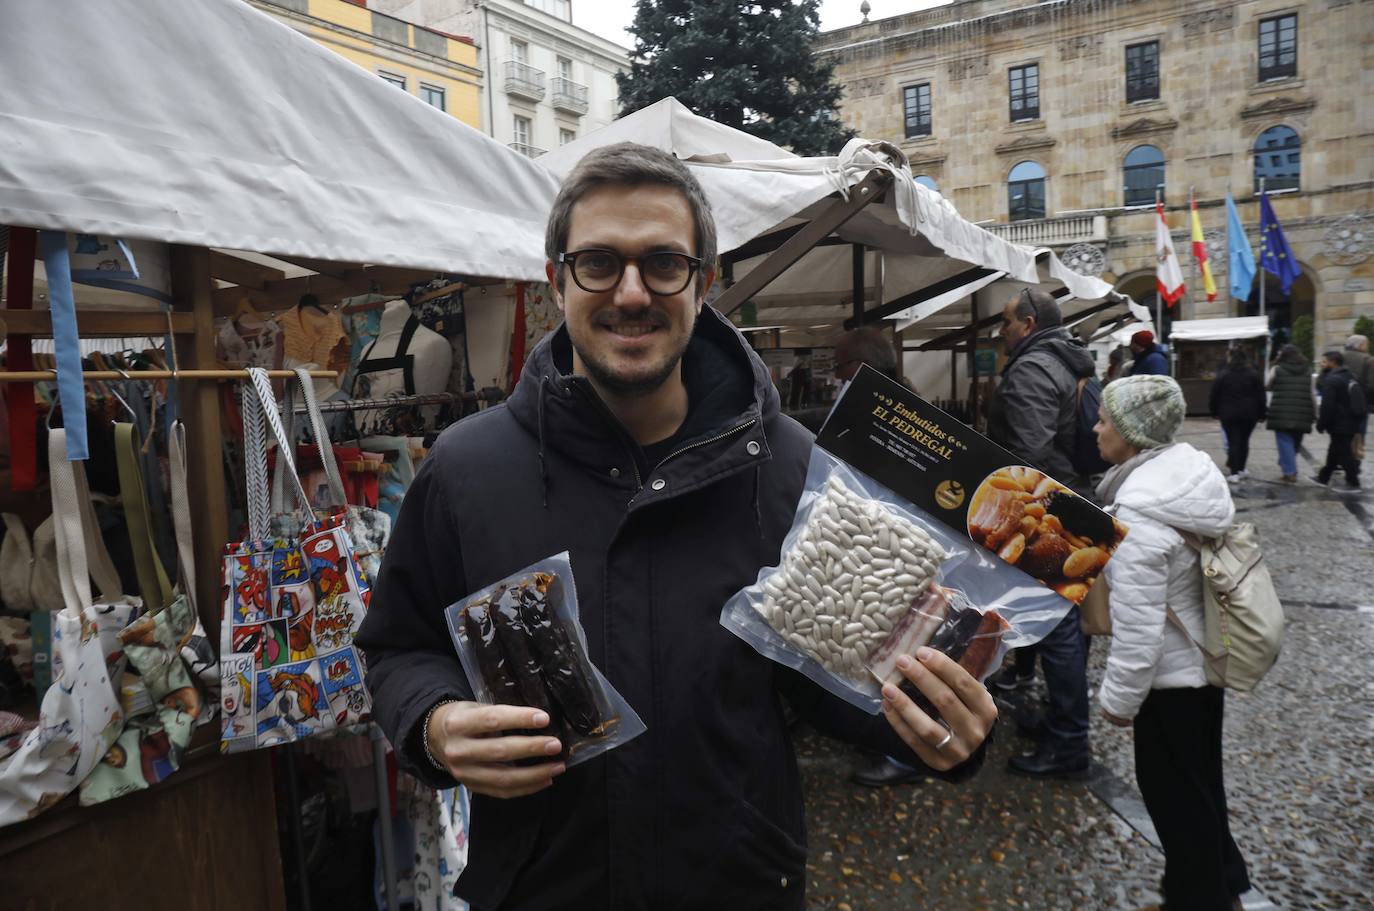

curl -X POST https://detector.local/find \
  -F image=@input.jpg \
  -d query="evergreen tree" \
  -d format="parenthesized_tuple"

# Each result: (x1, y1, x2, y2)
(616, 0, 854, 156)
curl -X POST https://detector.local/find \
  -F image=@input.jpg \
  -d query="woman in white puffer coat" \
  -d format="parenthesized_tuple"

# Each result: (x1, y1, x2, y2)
(1093, 375, 1251, 911)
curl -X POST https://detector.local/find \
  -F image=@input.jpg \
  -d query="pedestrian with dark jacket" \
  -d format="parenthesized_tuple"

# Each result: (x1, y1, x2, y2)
(1208, 349, 1266, 482)
(1265, 344, 1316, 483)
(1343, 334, 1372, 454)
(1128, 329, 1170, 376)
(1315, 349, 1363, 489)
(1093, 375, 1251, 911)
(986, 288, 1096, 781)
(354, 144, 997, 911)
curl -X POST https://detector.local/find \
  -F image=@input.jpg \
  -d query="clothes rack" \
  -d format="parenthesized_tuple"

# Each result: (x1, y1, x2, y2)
(288, 389, 502, 414)
(0, 368, 339, 382)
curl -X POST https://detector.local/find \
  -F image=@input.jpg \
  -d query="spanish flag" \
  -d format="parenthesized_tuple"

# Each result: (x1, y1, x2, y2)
(1190, 195, 1217, 302)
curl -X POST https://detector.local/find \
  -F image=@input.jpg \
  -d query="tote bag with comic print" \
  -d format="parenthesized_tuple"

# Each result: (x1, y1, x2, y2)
(220, 369, 372, 752)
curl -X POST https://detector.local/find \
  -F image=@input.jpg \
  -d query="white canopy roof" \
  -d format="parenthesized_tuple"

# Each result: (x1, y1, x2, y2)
(540, 98, 1126, 332)
(1167, 317, 1271, 342)
(0, 0, 558, 281)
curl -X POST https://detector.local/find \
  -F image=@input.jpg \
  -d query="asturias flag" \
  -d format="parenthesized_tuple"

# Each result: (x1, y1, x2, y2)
(1190, 197, 1217, 302)
(1226, 192, 1256, 301)
(1155, 203, 1185, 307)
(1259, 192, 1302, 295)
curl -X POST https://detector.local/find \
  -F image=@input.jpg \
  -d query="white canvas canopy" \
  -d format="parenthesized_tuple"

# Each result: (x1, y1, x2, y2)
(1167, 317, 1270, 342)
(0, 0, 558, 281)
(540, 98, 1129, 337)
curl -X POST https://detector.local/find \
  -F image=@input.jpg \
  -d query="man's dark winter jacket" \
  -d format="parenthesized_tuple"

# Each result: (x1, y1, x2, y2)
(986, 326, 1096, 484)
(1129, 343, 1169, 376)
(1209, 366, 1266, 424)
(1341, 347, 1373, 413)
(1317, 366, 1363, 435)
(1265, 361, 1315, 433)
(356, 308, 983, 911)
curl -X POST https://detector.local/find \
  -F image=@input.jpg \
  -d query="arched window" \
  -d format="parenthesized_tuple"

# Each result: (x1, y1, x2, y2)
(915, 175, 939, 192)
(1008, 161, 1046, 220)
(1254, 125, 1300, 192)
(1122, 145, 1165, 206)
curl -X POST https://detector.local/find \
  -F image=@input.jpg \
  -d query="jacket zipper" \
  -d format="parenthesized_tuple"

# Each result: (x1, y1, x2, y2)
(651, 418, 757, 474)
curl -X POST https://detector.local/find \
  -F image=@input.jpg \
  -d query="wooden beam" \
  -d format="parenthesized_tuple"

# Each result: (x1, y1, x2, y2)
(211, 266, 440, 314)
(843, 266, 999, 330)
(171, 246, 228, 640)
(3, 310, 195, 337)
(266, 255, 361, 280)
(720, 226, 848, 266)
(715, 171, 890, 317)
(851, 244, 865, 326)
(207, 251, 286, 289)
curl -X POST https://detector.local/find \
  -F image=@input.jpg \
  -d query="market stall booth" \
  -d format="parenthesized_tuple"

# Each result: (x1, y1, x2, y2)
(0, 0, 558, 906)
(1167, 317, 1270, 414)
(540, 99, 1134, 424)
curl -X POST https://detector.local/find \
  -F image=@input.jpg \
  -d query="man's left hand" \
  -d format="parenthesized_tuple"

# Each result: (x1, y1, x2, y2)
(880, 648, 998, 772)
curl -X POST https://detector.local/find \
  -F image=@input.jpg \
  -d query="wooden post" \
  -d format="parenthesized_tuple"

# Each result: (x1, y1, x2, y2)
(170, 246, 229, 639)
(967, 295, 982, 429)
(852, 243, 865, 326)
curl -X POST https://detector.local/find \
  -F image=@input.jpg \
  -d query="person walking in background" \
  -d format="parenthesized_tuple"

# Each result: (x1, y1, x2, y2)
(987, 288, 1096, 780)
(1341, 334, 1372, 460)
(1265, 344, 1316, 484)
(1128, 330, 1169, 376)
(1093, 374, 1251, 911)
(1208, 348, 1266, 483)
(1314, 350, 1364, 490)
(1104, 345, 1129, 384)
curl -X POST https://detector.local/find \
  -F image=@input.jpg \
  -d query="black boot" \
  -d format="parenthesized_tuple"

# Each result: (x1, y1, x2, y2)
(1006, 743, 1090, 780)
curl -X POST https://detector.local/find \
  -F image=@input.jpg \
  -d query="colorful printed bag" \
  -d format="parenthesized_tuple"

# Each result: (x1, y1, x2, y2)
(0, 432, 127, 825)
(220, 369, 373, 752)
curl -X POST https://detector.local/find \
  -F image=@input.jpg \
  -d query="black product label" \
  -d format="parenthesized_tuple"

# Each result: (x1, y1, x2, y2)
(816, 365, 1126, 605)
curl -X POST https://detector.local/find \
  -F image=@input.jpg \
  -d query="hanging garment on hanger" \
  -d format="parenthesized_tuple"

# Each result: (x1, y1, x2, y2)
(216, 312, 284, 370)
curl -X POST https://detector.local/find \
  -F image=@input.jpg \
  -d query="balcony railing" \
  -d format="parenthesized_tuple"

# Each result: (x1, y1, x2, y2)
(504, 60, 546, 101)
(550, 77, 589, 115)
(508, 141, 547, 159)
(985, 214, 1107, 247)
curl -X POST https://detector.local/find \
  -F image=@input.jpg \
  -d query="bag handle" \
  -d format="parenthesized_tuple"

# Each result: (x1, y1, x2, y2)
(48, 430, 123, 620)
(241, 367, 313, 540)
(168, 421, 196, 612)
(115, 422, 173, 612)
(271, 369, 347, 516)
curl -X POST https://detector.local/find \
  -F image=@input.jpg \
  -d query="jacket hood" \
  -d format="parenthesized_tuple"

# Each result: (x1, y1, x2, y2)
(1113, 443, 1234, 537)
(1276, 359, 1310, 377)
(505, 305, 780, 496)
(1006, 326, 1096, 379)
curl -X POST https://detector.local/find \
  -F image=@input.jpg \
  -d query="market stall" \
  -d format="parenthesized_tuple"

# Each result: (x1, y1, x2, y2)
(540, 98, 1135, 423)
(1167, 317, 1270, 414)
(0, 0, 562, 906)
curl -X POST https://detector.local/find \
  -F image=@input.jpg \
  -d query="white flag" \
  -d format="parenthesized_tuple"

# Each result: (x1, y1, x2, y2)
(1154, 203, 1185, 306)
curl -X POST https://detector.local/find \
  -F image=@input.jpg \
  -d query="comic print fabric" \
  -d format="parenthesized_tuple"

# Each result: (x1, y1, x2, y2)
(219, 514, 373, 752)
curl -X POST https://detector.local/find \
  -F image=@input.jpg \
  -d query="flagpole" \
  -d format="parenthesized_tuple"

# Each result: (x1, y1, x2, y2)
(1156, 189, 1164, 361)
(1258, 178, 1268, 377)
(1188, 186, 1199, 321)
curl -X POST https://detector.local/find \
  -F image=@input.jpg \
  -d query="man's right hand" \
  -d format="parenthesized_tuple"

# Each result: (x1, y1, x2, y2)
(426, 701, 566, 798)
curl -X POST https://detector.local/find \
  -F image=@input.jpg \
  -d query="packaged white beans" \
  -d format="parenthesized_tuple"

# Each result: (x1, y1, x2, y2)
(721, 367, 1127, 713)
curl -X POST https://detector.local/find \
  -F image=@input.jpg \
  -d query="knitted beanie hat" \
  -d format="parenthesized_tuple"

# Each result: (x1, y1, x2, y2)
(1102, 374, 1185, 451)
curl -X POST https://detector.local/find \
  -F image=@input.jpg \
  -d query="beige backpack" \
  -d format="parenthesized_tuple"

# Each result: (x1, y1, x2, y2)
(1167, 523, 1284, 692)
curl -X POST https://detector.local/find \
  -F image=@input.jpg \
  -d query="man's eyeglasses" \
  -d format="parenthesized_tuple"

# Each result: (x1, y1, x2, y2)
(1001, 287, 1040, 327)
(557, 248, 703, 296)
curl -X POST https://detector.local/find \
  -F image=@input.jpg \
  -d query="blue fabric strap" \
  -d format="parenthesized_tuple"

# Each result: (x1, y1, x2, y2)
(38, 231, 88, 461)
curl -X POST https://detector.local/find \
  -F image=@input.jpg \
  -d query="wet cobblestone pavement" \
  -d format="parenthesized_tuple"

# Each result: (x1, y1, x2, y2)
(798, 420, 1374, 910)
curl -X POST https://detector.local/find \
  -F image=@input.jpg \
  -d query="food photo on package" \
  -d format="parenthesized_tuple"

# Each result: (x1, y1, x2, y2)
(721, 365, 1127, 714)
(445, 553, 645, 767)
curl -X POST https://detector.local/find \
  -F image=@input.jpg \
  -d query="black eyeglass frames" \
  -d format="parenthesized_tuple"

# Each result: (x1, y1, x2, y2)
(557, 248, 703, 296)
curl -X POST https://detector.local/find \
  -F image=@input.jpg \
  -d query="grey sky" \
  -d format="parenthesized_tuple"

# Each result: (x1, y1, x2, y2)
(572, 1, 950, 49)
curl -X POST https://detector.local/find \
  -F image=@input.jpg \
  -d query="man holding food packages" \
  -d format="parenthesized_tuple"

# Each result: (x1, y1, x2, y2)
(986, 289, 1096, 781)
(356, 143, 998, 910)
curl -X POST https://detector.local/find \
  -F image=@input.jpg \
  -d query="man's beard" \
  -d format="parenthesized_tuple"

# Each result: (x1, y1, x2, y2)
(574, 334, 691, 398)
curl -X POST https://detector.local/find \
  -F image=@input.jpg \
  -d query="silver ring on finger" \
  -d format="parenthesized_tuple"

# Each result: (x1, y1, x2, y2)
(934, 728, 953, 750)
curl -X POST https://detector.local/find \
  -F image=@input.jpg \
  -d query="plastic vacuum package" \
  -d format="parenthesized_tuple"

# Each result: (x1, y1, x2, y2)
(721, 366, 1128, 714)
(445, 553, 645, 767)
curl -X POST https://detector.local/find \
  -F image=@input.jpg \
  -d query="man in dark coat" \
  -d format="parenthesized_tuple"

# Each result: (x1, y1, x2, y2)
(1315, 350, 1362, 489)
(1208, 349, 1267, 482)
(1128, 329, 1170, 376)
(985, 289, 1095, 781)
(356, 143, 997, 911)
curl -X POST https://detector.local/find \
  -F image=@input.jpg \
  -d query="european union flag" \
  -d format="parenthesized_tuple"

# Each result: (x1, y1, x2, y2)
(1258, 192, 1301, 295)
(1226, 193, 1256, 302)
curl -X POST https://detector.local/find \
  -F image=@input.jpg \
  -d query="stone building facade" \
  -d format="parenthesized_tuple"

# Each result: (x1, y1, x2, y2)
(816, 0, 1373, 350)
(369, 0, 628, 157)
